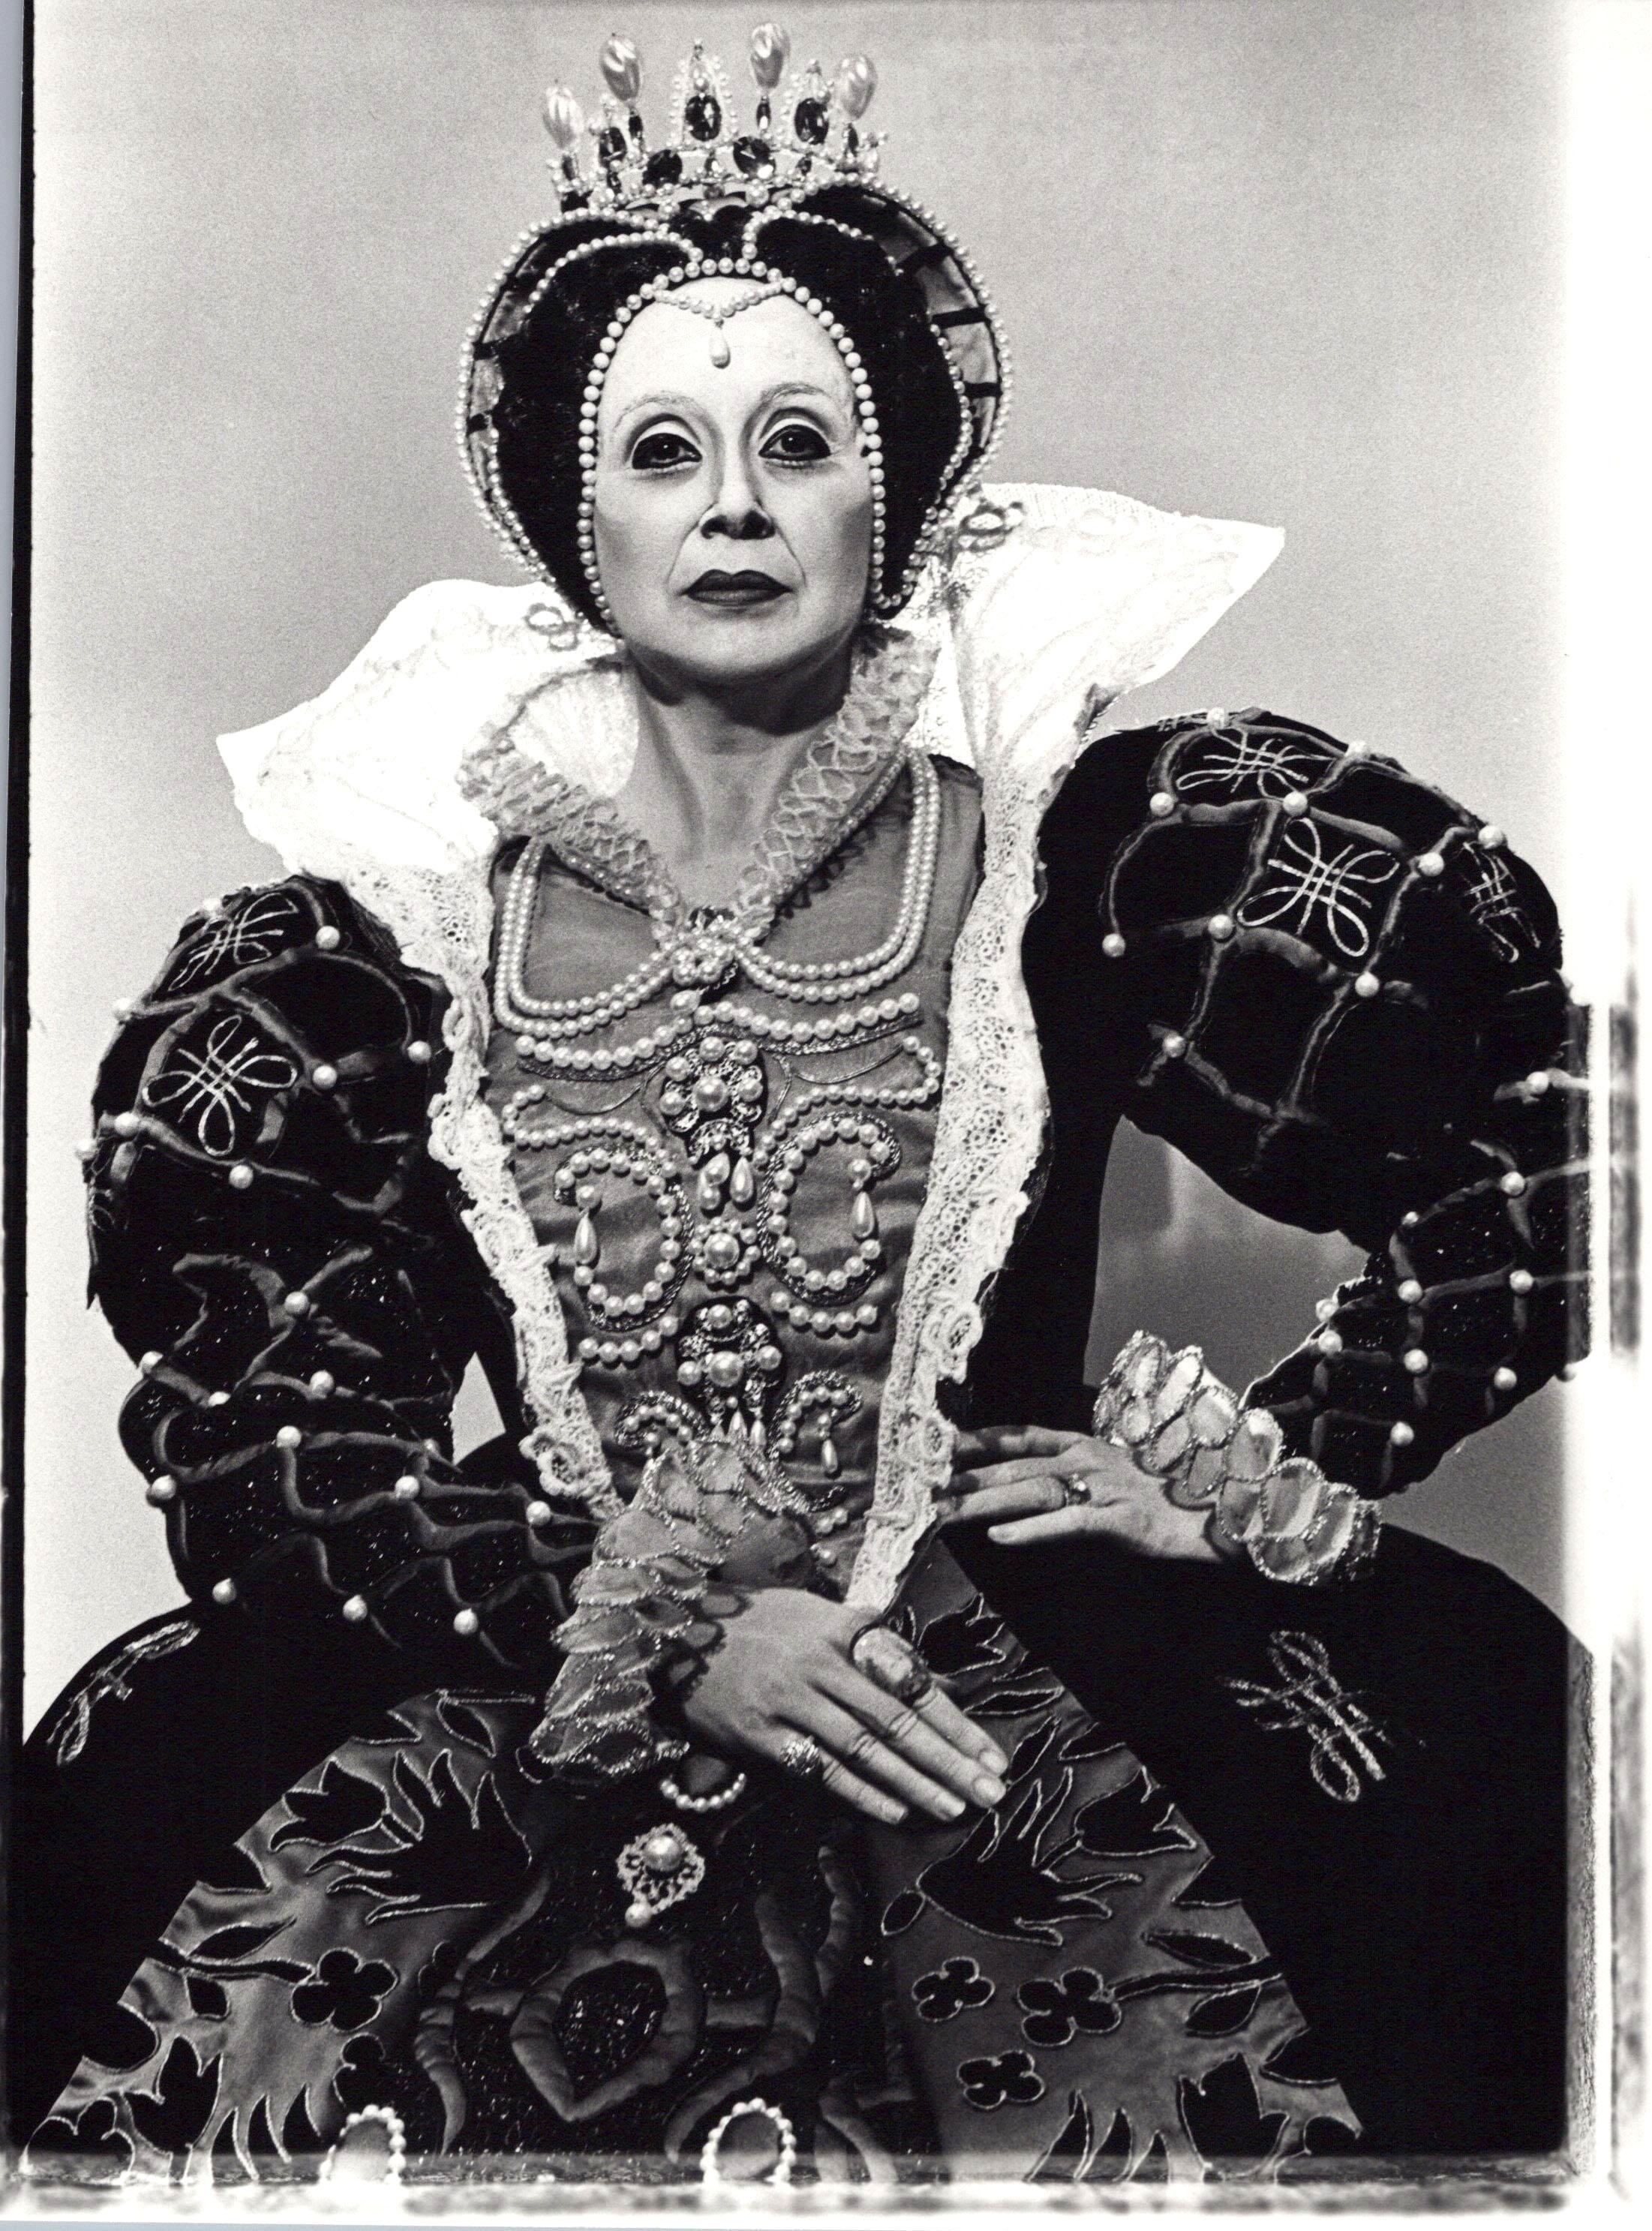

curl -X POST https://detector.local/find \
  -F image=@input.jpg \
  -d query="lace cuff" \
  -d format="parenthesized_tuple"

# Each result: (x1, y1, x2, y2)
(527, 1436, 806, 1783)
(1091, 1333, 1380, 1585)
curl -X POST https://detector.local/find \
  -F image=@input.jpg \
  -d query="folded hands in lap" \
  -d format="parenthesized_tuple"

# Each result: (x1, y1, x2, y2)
(681, 1588, 1009, 1827)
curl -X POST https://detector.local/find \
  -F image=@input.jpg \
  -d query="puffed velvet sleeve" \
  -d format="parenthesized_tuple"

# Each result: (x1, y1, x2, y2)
(84, 877, 597, 1672)
(1040, 707, 1587, 1499)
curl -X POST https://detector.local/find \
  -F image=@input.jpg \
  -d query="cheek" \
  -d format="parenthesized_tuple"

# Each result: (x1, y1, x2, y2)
(790, 476, 876, 593)
(590, 477, 692, 602)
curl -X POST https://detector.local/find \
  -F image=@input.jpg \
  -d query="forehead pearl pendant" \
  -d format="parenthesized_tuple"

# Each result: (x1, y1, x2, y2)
(660, 283, 787, 367)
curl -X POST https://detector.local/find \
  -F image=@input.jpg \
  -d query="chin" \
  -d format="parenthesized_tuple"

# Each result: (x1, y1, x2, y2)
(635, 605, 855, 689)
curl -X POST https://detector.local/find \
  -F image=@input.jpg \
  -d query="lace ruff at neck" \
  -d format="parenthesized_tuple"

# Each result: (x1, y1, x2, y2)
(218, 487, 1284, 1584)
(459, 627, 939, 938)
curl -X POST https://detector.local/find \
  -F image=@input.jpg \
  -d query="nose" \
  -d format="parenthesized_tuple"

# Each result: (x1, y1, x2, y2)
(698, 447, 775, 543)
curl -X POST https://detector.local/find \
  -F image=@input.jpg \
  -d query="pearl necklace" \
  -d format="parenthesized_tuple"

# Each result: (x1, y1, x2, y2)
(493, 746, 942, 1066)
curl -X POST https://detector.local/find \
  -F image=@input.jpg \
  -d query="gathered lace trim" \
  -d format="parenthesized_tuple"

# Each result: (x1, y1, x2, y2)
(848, 485, 1284, 1609)
(218, 488, 1284, 1611)
(846, 719, 1081, 1608)
(529, 1435, 814, 1782)
(458, 628, 939, 934)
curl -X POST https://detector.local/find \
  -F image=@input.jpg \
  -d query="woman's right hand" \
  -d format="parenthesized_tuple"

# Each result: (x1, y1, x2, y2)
(680, 1589, 1009, 1827)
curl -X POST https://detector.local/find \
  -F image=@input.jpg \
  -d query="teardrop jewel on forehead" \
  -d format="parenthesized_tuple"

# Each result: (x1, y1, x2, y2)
(659, 281, 788, 366)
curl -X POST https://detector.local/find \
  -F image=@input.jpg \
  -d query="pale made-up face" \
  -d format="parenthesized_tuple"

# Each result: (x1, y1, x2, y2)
(590, 278, 875, 695)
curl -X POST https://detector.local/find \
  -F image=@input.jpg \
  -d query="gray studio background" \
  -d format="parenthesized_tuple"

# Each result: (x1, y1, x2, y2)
(26, 0, 1570, 1728)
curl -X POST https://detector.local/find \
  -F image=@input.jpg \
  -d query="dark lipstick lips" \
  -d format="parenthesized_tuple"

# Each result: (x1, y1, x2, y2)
(684, 569, 789, 606)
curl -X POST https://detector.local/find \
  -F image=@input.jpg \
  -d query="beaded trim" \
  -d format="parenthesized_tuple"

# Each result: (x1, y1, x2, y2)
(572, 251, 888, 628)
(659, 1766, 746, 1812)
(457, 173, 1011, 626)
(319, 2104, 407, 2184)
(493, 746, 939, 1058)
(701, 2097, 797, 2187)
(473, 625, 942, 1054)
(1091, 1332, 1380, 1584)
(740, 203, 988, 616)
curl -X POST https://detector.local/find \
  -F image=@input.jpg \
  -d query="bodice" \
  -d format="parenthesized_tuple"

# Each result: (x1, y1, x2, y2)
(485, 754, 984, 1595)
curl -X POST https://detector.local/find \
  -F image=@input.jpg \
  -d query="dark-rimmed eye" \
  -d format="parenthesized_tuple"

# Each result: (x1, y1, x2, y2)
(760, 420, 832, 466)
(629, 428, 701, 473)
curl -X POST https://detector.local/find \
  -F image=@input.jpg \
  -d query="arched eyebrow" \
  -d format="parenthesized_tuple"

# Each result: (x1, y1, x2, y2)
(609, 380, 849, 443)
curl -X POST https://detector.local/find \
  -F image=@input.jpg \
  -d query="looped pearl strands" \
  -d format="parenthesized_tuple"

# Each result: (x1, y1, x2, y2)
(492, 747, 942, 1058)
(571, 256, 892, 625)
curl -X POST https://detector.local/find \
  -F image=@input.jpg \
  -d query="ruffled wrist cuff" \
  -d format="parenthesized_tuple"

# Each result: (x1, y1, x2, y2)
(1091, 1332, 1380, 1585)
(527, 1432, 806, 1783)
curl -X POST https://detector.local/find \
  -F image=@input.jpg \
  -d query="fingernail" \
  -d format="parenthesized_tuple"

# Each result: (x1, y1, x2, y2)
(936, 1792, 966, 1819)
(982, 1746, 1010, 1775)
(973, 1774, 1006, 1807)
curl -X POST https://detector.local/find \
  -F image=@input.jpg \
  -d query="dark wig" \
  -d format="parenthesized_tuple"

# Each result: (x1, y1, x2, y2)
(464, 185, 1000, 632)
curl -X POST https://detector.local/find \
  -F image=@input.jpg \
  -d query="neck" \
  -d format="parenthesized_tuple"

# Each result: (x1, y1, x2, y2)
(617, 637, 858, 906)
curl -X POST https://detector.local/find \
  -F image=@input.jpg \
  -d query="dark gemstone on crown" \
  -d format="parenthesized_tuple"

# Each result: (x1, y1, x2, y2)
(643, 149, 683, 186)
(560, 188, 592, 212)
(794, 97, 830, 145)
(685, 89, 721, 142)
(731, 135, 773, 177)
(598, 125, 626, 169)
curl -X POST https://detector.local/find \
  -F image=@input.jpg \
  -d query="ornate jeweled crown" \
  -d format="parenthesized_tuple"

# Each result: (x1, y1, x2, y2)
(542, 26, 884, 219)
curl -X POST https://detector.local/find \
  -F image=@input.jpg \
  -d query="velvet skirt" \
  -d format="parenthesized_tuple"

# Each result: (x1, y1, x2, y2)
(10, 1524, 1581, 2186)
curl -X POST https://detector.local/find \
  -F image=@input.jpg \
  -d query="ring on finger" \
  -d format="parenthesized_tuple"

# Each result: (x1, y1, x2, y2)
(1054, 1471, 1092, 1509)
(851, 1623, 937, 1708)
(778, 1732, 826, 1782)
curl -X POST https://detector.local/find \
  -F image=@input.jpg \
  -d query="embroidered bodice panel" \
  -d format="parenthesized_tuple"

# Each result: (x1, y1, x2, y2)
(485, 759, 984, 1596)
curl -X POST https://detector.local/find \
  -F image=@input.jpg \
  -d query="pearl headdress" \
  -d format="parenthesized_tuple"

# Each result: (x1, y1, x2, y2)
(458, 24, 1011, 629)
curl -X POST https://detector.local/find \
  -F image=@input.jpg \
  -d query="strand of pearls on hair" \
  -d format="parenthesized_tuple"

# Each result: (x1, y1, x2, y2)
(574, 254, 886, 629)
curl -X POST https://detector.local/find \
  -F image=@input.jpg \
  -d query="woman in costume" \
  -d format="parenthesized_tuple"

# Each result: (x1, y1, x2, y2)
(17, 28, 1585, 2188)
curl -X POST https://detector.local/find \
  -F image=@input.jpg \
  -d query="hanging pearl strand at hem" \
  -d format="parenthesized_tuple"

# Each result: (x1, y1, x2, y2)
(492, 746, 942, 1060)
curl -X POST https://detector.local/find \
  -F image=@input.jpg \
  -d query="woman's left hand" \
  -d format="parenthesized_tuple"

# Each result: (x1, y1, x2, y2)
(940, 1425, 1222, 1563)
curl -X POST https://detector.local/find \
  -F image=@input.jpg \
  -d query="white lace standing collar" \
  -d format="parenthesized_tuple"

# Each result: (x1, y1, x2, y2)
(219, 483, 1281, 1606)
